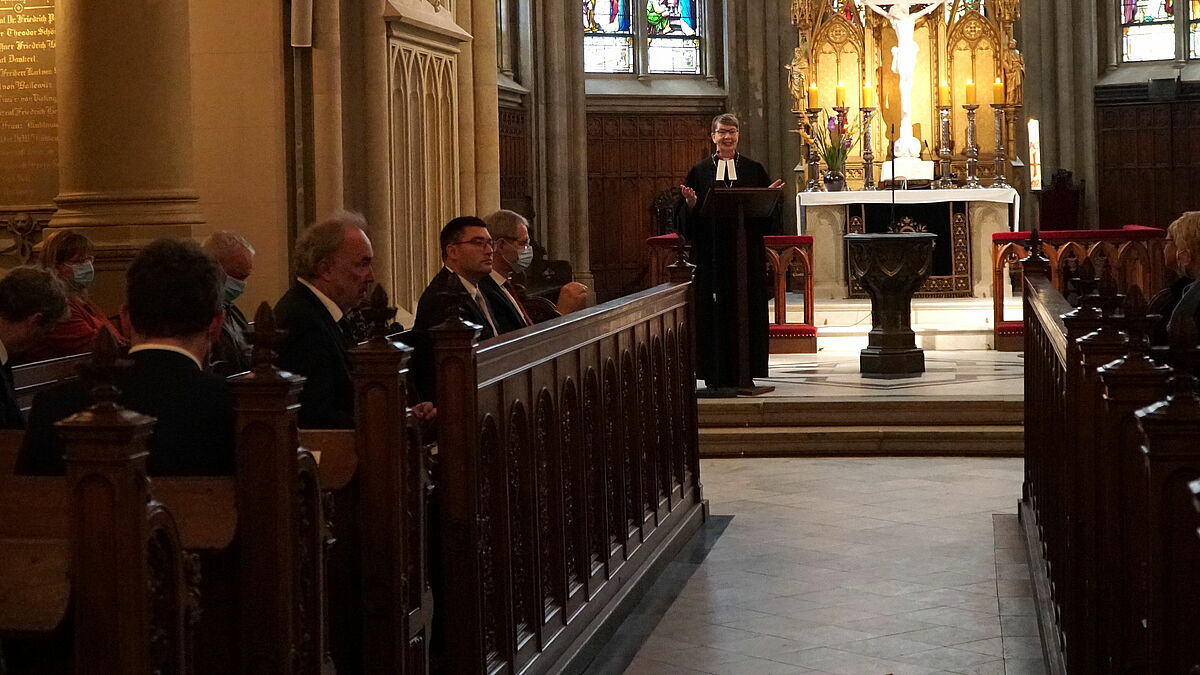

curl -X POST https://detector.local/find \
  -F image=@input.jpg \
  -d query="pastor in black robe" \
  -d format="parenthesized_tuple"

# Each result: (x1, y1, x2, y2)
(676, 153, 776, 386)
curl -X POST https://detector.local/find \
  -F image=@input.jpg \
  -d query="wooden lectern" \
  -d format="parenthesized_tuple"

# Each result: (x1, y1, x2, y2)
(696, 186, 781, 397)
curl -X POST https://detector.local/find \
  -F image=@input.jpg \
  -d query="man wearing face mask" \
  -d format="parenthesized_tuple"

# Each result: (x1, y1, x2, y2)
(27, 229, 128, 361)
(202, 231, 256, 376)
(482, 209, 589, 331)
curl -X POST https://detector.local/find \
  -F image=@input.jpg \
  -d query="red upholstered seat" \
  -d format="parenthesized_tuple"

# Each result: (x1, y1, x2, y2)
(764, 235, 814, 247)
(769, 324, 818, 337)
(992, 225, 1165, 243)
(996, 321, 1024, 336)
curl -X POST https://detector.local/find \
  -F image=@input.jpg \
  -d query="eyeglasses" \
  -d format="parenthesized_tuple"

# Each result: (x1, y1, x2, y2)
(713, 128, 739, 137)
(454, 237, 496, 250)
(498, 236, 531, 248)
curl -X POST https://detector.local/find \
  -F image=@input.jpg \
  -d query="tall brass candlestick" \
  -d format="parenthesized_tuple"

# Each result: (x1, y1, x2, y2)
(803, 107, 824, 192)
(860, 107, 877, 190)
(934, 105, 955, 189)
(990, 103, 1011, 189)
(963, 104, 984, 189)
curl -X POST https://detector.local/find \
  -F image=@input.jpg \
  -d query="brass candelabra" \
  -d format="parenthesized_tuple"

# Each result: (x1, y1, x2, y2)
(803, 107, 824, 192)
(990, 103, 1011, 189)
(860, 107, 877, 190)
(933, 105, 955, 189)
(963, 104, 984, 189)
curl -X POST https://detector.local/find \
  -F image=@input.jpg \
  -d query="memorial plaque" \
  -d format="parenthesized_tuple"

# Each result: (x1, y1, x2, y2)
(0, 1, 57, 206)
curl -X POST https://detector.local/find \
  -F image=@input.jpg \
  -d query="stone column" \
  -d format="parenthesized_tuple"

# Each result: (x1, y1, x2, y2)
(533, 0, 593, 287)
(51, 0, 204, 236)
(458, 0, 502, 215)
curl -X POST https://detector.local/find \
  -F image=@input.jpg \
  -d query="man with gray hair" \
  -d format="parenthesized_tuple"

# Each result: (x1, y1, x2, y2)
(0, 267, 69, 427)
(202, 230, 256, 375)
(483, 210, 588, 328)
(275, 211, 375, 428)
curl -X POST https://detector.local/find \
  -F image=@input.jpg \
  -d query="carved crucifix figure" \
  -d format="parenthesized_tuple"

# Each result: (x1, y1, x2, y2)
(860, 0, 947, 158)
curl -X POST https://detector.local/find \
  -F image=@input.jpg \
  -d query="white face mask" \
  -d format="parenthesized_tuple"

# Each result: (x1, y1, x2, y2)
(515, 245, 534, 272)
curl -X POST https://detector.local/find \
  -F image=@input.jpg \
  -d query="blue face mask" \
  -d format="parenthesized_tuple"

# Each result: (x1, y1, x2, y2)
(222, 277, 247, 305)
(71, 261, 94, 289)
(515, 246, 534, 272)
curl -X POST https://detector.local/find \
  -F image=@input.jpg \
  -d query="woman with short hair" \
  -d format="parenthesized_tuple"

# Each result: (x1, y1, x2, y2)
(26, 229, 128, 361)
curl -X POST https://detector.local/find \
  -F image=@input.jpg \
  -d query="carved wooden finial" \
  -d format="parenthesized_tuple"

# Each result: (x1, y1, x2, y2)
(1018, 227, 1049, 269)
(247, 302, 288, 373)
(78, 325, 131, 409)
(361, 283, 398, 341)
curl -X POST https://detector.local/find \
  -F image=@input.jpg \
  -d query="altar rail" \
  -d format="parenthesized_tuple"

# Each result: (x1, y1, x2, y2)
(429, 270, 705, 673)
(647, 233, 816, 352)
(991, 225, 1166, 350)
(1021, 258, 1200, 674)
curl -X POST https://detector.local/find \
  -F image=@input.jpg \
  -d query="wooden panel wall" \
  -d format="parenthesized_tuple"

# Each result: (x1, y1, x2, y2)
(1096, 102, 1200, 228)
(498, 106, 532, 209)
(586, 112, 716, 301)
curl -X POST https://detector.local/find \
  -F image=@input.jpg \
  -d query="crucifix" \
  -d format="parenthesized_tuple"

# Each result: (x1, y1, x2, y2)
(860, 0, 948, 161)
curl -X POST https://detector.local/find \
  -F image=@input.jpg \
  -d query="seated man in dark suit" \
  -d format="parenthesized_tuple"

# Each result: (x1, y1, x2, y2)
(202, 230, 256, 376)
(410, 216, 503, 401)
(482, 209, 589, 327)
(17, 238, 235, 475)
(274, 211, 375, 429)
(0, 267, 70, 429)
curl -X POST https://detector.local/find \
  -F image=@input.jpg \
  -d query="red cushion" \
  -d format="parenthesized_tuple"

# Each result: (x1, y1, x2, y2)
(646, 233, 684, 247)
(992, 225, 1165, 243)
(996, 321, 1024, 335)
(764, 235, 814, 247)
(769, 324, 818, 337)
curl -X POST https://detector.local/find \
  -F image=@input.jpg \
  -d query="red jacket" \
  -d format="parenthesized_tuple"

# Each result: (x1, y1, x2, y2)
(25, 295, 128, 362)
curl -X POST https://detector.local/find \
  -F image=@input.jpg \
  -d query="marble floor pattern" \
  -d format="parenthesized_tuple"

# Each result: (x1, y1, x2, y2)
(616, 458, 1045, 675)
(752, 352, 1024, 400)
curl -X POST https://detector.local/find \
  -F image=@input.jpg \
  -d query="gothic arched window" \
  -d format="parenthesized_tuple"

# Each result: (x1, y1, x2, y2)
(1119, 0, 1200, 61)
(584, 0, 705, 74)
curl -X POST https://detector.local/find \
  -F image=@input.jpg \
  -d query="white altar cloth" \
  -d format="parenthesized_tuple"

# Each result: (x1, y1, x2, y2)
(797, 187, 1020, 231)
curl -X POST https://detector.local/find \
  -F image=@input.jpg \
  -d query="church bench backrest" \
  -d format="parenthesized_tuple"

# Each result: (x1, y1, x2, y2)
(11, 353, 90, 414)
(429, 274, 703, 674)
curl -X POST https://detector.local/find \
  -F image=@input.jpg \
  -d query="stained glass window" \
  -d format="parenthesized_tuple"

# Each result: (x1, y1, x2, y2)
(584, 0, 704, 75)
(585, 0, 634, 73)
(1190, 0, 1200, 56)
(1122, 0, 1177, 61)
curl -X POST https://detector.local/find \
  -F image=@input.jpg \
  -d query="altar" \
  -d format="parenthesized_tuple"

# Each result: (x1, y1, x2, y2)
(797, 188, 1018, 300)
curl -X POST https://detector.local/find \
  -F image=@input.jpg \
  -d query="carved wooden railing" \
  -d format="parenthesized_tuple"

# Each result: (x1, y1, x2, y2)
(1021, 251, 1200, 674)
(991, 225, 1166, 350)
(647, 233, 817, 352)
(429, 269, 705, 674)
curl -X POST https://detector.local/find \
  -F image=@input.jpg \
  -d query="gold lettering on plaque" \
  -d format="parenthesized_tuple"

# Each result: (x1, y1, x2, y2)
(0, 1, 56, 206)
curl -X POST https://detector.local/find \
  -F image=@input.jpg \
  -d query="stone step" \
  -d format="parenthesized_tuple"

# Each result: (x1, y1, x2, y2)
(699, 397, 1023, 427)
(699, 424, 1024, 457)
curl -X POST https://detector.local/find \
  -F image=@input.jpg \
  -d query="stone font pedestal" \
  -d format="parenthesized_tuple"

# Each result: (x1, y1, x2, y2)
(844, 233, 936, 378)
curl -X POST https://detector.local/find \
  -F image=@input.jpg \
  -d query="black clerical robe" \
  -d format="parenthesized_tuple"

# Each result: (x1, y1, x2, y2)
(677, 153, 775, 384)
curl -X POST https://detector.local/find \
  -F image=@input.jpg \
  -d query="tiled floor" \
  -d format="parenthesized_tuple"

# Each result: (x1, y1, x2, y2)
(613, 458, 1046, 675)
(754, 352, 1024, 400)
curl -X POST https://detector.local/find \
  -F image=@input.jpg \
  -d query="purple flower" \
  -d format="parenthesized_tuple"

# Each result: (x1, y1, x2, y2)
(843, 136, 853, 148)
(827, 116, 838, 131)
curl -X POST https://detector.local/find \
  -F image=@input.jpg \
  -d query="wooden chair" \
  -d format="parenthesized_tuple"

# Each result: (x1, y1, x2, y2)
(1039, 169, 1084, 231)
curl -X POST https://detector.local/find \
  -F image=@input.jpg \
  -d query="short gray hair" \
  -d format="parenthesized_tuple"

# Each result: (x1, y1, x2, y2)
(201, 230, 256, 259)
(711, 113, 740, 133)
(0, 266, 70, 325)
(293, 211, 368, 280)
(482, 209, 529, 240)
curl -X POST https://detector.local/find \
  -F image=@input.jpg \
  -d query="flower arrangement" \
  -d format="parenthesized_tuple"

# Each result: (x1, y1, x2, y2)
(797, 109, 861, 171)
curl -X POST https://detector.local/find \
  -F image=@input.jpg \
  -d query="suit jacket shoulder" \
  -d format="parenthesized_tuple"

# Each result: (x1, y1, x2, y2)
(274, 282, 355, 429)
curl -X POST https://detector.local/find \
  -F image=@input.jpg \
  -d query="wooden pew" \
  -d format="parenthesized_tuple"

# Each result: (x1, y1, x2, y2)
(1021, 236, 1200, 674)
(295, 286, 432, 674)
(428, 263, 705, 673)
(2, 315, 328, 675)
(0, 359, 190, 674)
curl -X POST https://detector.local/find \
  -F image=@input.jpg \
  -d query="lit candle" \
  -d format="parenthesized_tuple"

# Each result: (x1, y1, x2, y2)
(993, 77, 1005, 104)
(836, 81, 846, 107)
(862, 80, 874, 108)
(938, 81, 950, 107)
(808, 83, 819, 108)
(965, 79, 977, 105)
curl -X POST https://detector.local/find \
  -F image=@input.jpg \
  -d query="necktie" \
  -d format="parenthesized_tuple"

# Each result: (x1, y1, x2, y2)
(472, 289, 499, 336)
(503, 280, 534, 326)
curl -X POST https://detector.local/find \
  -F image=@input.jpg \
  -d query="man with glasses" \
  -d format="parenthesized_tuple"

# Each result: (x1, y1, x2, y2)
(410, 216, 507, 400)
(482, 209, 589, 331)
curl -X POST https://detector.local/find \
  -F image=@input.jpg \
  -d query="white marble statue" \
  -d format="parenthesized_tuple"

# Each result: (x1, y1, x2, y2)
(860, 0, 946, 159)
